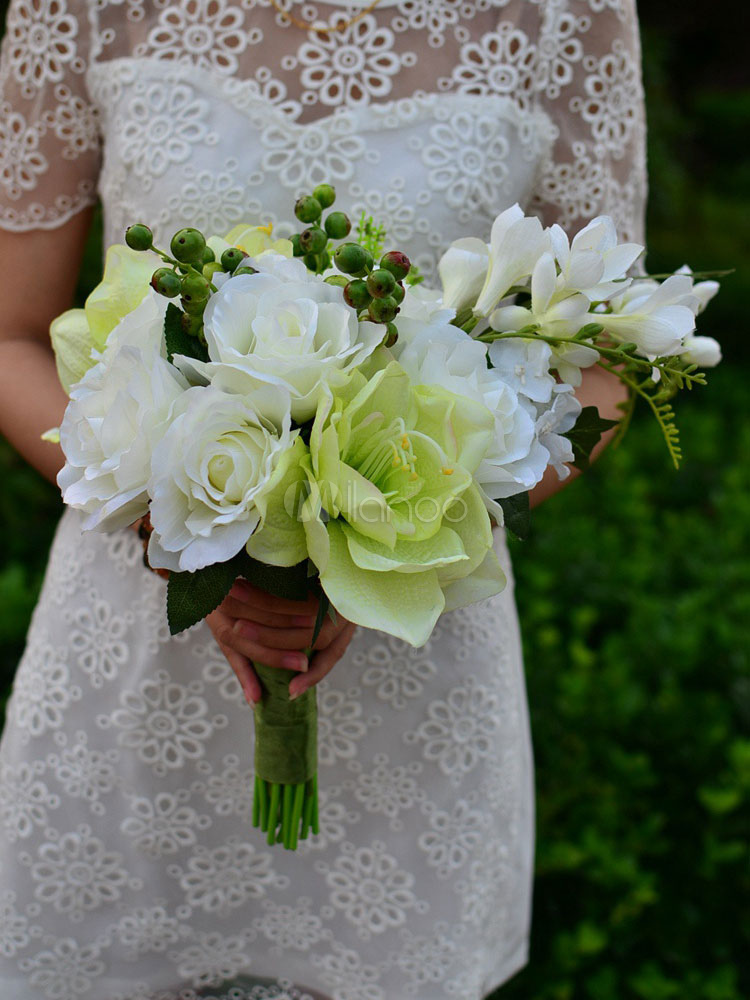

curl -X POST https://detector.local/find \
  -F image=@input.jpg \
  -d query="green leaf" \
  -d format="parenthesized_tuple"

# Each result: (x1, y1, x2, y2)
(499, 492, 530, 540)
(167, 551, 313, 635)
(234, 551, 310, 602)
(164, 302, 209, 365)
(564, 405, 619, 471)
(167, 559, 240, 635)
(310, 590, 330, 649)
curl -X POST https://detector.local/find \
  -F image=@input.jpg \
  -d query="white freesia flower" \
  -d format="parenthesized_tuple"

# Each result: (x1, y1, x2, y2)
(58, 294, 187, 532)
(547, 341, 600, 387)
(147, 383, 298, 573)
(549, 216, 643, 301)
(487, 339, 555, 403)
(438, 237, 490, 314)
(178, 256, 382, 422)
(598, 274, 697, 356)
(534, 386, 582, 480)
(675, 265, 720, 314)
(682, 334, 722, 367)
(392, 317, 548, 506)
(473, 204, 551, 318)
(490, 252, 592, 341)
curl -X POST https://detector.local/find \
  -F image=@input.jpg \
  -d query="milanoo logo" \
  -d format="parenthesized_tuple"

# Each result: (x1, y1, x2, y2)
(282, 480, 470, 526)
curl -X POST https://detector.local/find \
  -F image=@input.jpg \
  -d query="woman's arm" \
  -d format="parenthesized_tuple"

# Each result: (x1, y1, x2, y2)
(528, 364, 629, 509)
(0, 210, 95, 485)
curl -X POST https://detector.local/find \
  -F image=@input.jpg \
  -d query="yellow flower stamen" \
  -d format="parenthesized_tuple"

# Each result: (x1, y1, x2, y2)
(442, 467, 454, 475)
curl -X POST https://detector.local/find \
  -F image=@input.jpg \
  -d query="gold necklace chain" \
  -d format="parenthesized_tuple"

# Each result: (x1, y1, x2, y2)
(266, 0, 383, 33)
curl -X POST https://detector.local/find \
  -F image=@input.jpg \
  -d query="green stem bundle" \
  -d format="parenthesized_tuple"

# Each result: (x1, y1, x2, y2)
(251, 661, 319, 849)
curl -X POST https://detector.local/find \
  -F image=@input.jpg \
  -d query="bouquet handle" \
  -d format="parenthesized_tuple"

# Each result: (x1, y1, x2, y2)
(251, 661, 318, 849)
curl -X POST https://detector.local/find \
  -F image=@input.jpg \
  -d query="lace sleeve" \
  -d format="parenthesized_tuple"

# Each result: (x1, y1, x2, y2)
(529, 0, 647, 243)
(0, 0, 101, 232)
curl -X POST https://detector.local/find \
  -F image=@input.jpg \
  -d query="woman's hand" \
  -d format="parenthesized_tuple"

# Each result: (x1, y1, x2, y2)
(206, 579, 357, 705)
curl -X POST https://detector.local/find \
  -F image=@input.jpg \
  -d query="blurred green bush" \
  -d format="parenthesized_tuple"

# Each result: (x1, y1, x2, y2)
(0, 2, 747, 998)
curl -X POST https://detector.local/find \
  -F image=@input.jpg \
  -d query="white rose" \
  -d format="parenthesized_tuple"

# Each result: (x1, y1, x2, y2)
(179, 261, 383, 423)
(147, 383, 297, 573)
(398, 283, 454, 323)
(58, 295, 187, 531)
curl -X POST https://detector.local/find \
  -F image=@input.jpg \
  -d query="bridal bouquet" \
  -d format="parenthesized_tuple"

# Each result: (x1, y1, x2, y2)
(48, 185, 722, 849)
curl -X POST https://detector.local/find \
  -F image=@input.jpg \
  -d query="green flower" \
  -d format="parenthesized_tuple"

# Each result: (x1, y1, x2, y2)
(50, 244, 157, 393)
(300, 360, 506, 645)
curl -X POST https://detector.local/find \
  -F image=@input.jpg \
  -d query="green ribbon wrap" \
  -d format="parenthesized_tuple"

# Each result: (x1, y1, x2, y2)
(252, 661, 319, 849)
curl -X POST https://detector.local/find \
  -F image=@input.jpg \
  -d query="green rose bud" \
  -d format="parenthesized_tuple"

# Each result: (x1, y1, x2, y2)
(380, 250, 411, 281)
(125, 223, 153, 251)
(366, 268, 396, 299)
(171, 228, 207, 264)
(333, 242, 368, 275)
(151, 267, 181, 298)
(220, 247, 249, 273)
(391, 281, 405, 305)
(324, 211, 351, 240)
(344, 279, 372, 310)
(201, 246, 216, 265)
(299, 226, 328, 254)
(368, 295, 398, 323)
(290, 233, 304, 257)
(181, 271, 211, 303)
(294, 195, 322, 224)
(312, 183, 336, 208)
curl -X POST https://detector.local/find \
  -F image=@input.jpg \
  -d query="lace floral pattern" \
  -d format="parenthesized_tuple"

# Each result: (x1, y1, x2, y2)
(0, 0, 645, 996)
(0, 0, 647, 250)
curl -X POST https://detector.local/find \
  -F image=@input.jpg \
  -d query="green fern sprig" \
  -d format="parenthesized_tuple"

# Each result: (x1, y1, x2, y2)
(356, 212, 387, 257)
(599, 360, 685, 468)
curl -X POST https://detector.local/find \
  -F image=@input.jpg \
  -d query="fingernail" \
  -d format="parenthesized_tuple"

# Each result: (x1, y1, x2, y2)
(230, 580, 250, 598)
(283, 654, 307, 672)
(234, 621, 258, 639)
(289, 685, 304, 701)
(293, 615, 316, 627)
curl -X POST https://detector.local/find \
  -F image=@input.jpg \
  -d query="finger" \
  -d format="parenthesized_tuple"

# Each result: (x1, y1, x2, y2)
(233, 620, 317, 651)
(289, 622, 357, 699)
(219, 642, 261, 705)
(229, 579, 320, 617)
(220, 596, 317, 629)
(311, 613, 352, 651)
(212, 617, 309, 672)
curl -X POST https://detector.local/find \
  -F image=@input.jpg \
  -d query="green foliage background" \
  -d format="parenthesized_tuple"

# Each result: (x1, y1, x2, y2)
(0, 3, 747, 998)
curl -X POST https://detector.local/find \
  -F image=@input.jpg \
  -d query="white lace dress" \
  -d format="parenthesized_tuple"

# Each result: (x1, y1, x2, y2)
(0, 2, 646, 998)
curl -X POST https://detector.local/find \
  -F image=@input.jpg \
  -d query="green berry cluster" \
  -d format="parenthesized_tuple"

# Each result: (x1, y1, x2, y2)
(124, 187, 411, 344)
(291, 183, 353, 273)
(124, 223, 256, 342)
(336, 247, 410, 325)
(288, 185, 411, 326)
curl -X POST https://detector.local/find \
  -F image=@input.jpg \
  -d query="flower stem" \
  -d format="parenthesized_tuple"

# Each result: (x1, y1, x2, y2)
(251, 661, 318, 850)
